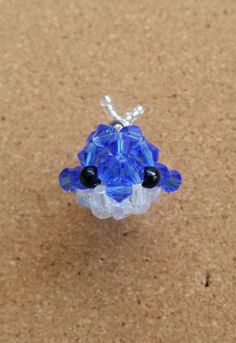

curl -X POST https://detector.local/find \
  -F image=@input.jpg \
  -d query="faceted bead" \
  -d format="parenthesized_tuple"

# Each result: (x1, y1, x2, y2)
(106, 185, 133, 202)
(86, 130, 95, 143)
(109, 135, 130, 155)
(76, 188, 94, 209)
(162, 169, 182, 192)
(120, 125, 143, 145)
(77, 196, 91, 209)
(59, 168, 78, 192)
(59, 167, 86, 192)
(131, 140, 156, 170)
(78, 142, 109, 167)
(147, 142, 159, 162)
(99, 155, 141, 187)
(92, 124, 118, 148)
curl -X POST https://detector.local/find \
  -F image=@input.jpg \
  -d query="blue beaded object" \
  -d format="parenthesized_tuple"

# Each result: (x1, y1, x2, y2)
(59, 96, 182, 220)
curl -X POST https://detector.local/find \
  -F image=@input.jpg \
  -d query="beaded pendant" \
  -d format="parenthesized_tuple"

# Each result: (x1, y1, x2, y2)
(59, 96, 182, 220)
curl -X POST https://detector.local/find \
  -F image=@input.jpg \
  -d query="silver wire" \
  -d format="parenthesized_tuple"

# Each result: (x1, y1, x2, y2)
(101, 95, 144, 127)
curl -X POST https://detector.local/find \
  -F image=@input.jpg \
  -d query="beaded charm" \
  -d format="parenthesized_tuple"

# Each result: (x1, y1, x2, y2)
(59, 96, 182, 220)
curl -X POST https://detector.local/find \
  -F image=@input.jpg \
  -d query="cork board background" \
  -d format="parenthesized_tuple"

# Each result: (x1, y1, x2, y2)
(0, 0, 235, 342)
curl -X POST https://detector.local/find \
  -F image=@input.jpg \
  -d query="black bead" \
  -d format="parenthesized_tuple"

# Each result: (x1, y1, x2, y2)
(79, 166, 101, 189)
(142, 166, 161, 188)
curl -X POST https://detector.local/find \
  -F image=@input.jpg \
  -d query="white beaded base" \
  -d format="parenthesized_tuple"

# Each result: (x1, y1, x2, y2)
(76, 184, 161, 220)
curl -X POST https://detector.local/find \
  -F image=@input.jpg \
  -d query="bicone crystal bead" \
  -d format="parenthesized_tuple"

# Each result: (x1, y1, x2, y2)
(106, 185, 133, 202)
(59, 166, 86, 192)
(147, 142, 159, 162)
(131, 140, 156, 170)
(59, 168, 77, 192)
(98, 154, 141, 187)
(92, 124, 118, 148)
(78, 142, 109, 167)
(162, 169, 182, 192)
(120, 125, 143, 145)
(86, 130, 95, 143)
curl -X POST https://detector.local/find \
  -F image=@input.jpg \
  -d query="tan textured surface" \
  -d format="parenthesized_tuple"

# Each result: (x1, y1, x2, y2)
(0, 0, 235, 342)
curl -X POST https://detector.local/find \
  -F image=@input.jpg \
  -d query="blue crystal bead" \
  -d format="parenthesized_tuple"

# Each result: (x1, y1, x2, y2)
(147, 142, 159, 162)
(131, 140, 156, 170)
(99, 155, 141, 187)
(92, 124, 118, 148)
(162, 169, 182, 192)
(86, 131, 95, 143)
(59, 167, 86, 192)
(120, 125, 143, 145)
(78, 142, 109, 167)
(109, 136, 130, 155)
(106, 185, 133, 202)
(59, 168, 77, 192)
